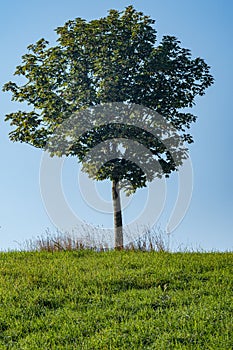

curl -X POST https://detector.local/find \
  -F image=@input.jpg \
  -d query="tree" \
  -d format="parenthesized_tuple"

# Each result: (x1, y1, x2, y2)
(3, 6, 213, 249)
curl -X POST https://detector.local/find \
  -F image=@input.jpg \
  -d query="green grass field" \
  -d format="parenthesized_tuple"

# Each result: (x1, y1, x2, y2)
(0, 251, 232, 349)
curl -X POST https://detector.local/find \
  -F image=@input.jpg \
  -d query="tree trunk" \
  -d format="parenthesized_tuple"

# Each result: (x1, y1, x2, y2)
(112, 179, 123, 250)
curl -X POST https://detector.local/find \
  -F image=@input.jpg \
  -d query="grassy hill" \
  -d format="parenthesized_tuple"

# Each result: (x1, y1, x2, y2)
(0, 250, 232, 349)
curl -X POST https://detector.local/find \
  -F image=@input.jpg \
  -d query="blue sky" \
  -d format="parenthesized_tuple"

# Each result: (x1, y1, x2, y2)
(1, 0, 232, 251)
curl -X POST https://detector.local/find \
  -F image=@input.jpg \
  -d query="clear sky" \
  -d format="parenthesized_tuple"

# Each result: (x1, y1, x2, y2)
(1, 0, 232, 251)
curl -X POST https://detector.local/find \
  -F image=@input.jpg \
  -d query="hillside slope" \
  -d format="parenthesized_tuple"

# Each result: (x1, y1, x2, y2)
(0, 251, 232, 349)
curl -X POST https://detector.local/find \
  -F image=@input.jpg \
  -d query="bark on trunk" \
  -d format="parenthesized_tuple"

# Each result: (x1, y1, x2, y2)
(112, 179, 123, 250)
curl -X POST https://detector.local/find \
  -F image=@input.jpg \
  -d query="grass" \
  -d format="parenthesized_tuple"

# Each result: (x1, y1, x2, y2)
(0, 250, 232, 349)
(18, 226, 171, 252)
